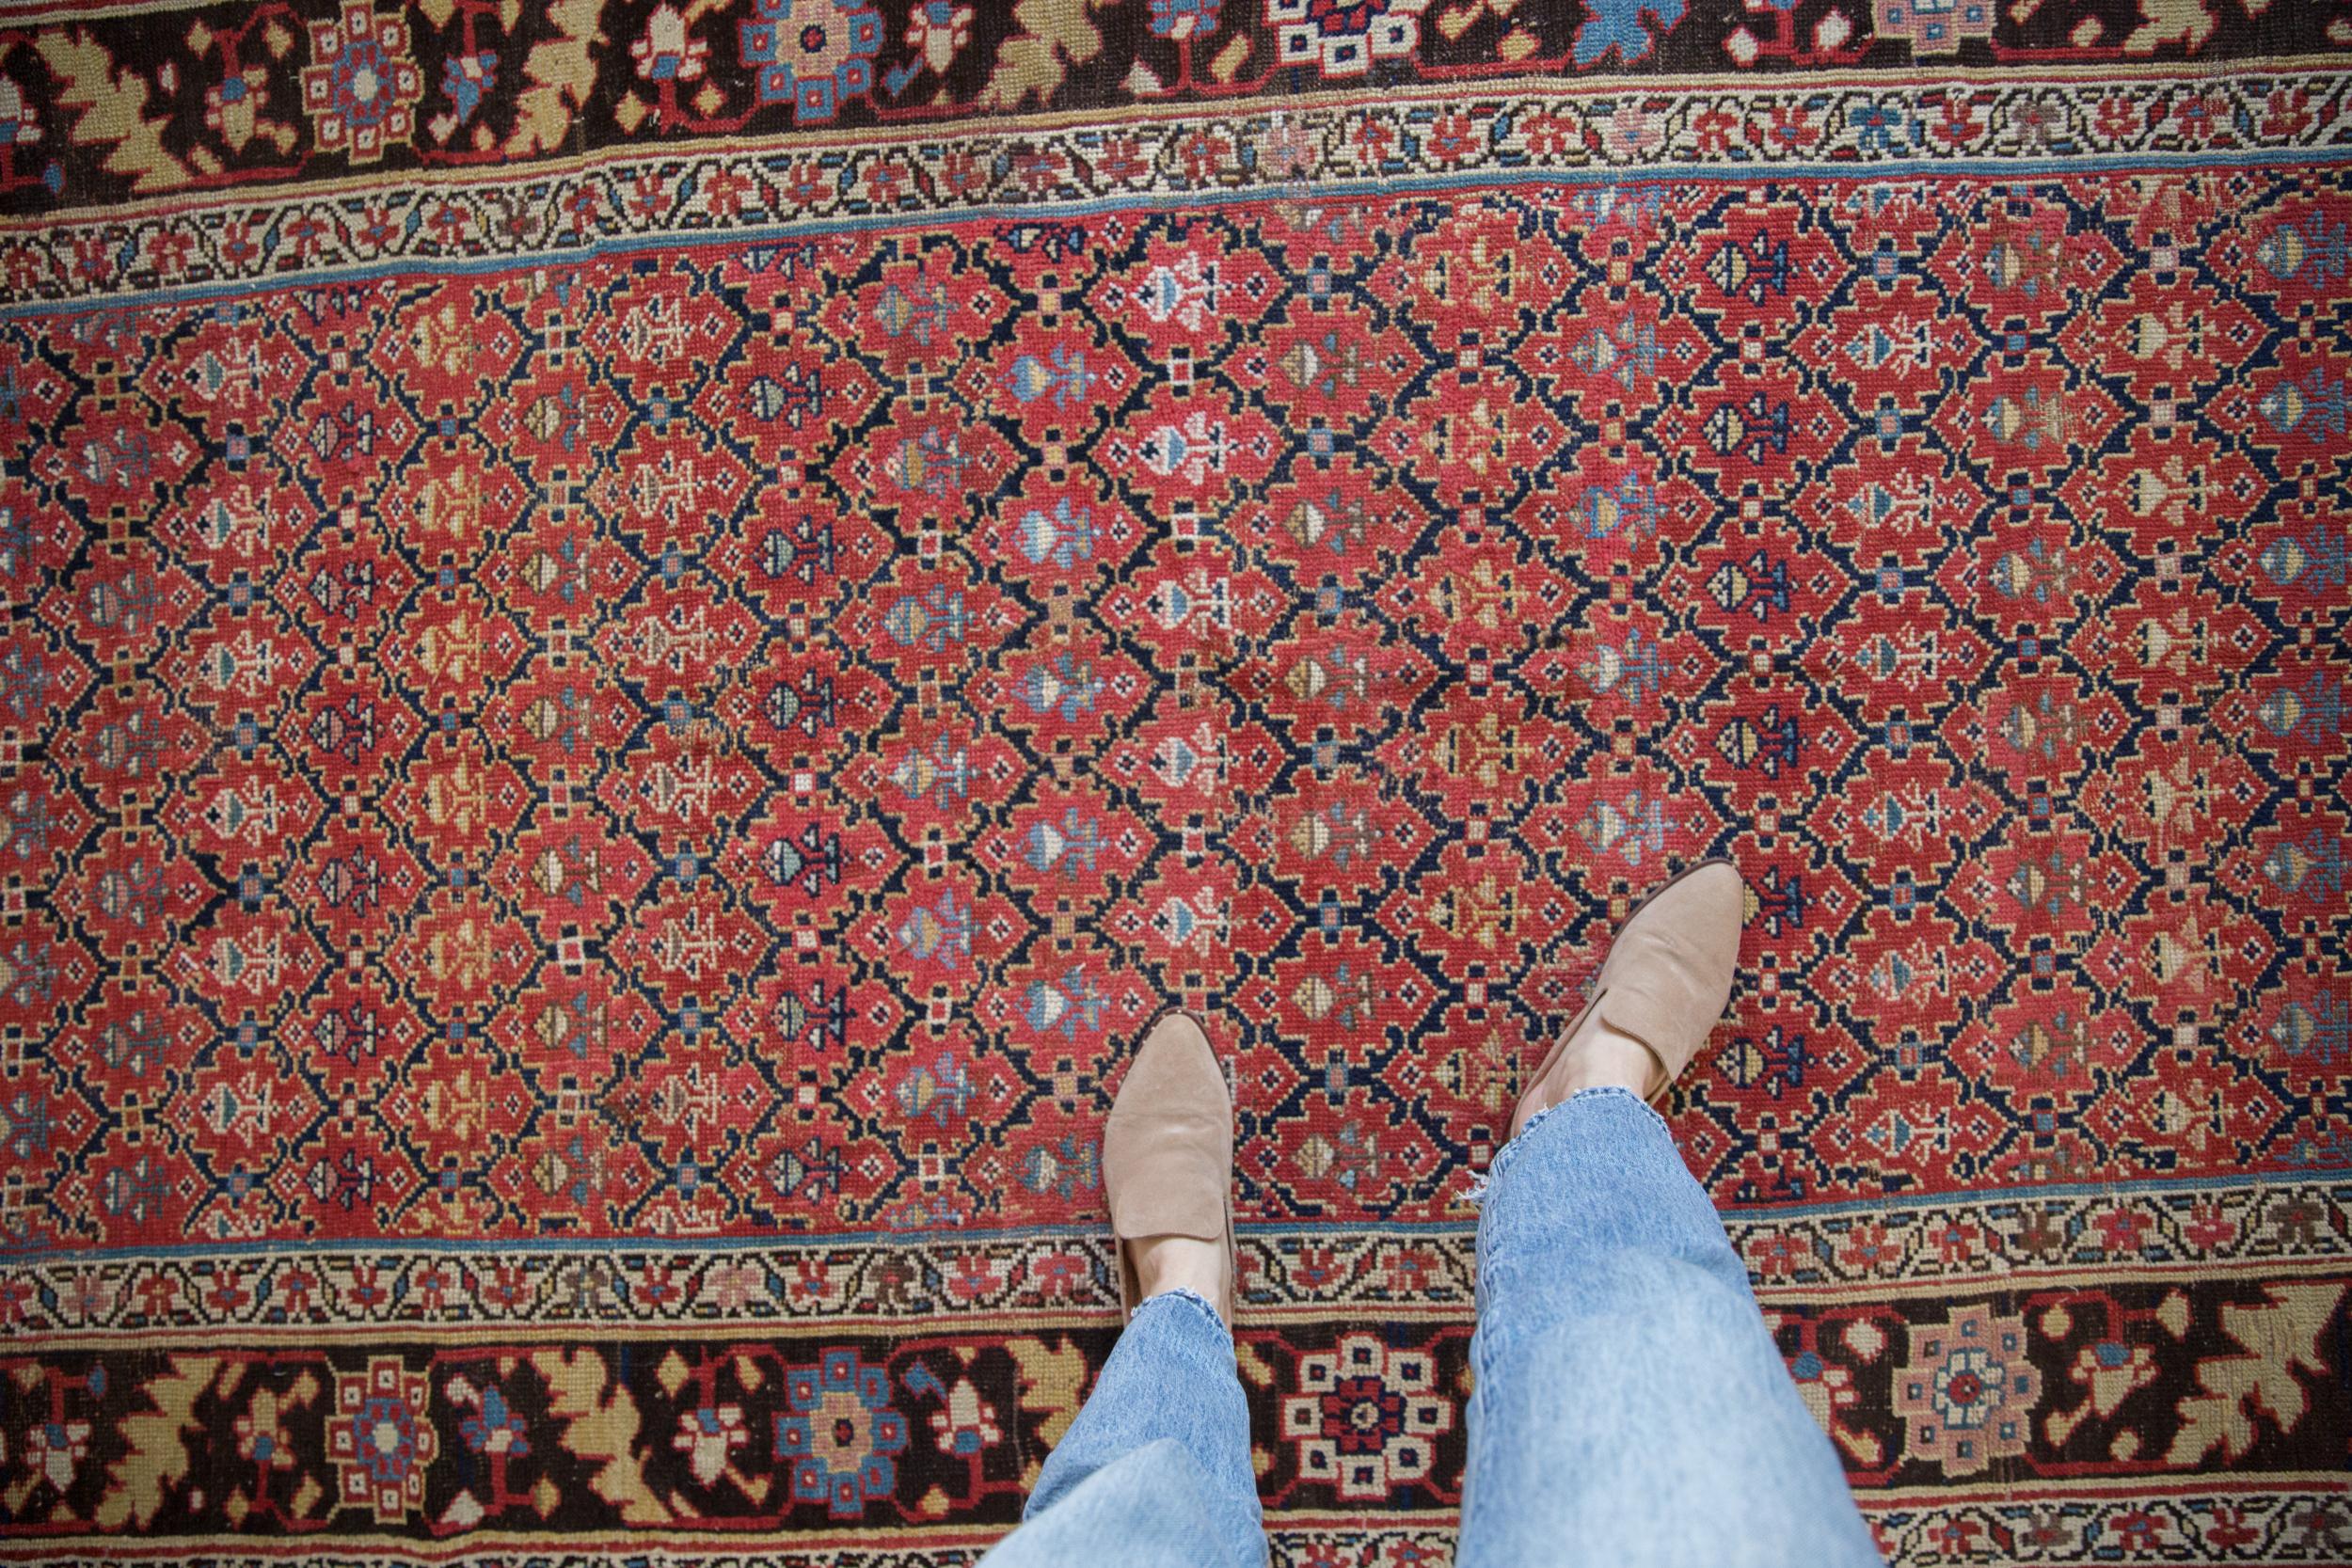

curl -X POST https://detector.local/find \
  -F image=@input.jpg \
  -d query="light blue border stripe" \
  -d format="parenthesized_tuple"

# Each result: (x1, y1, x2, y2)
(5, 145, 2351, 323)
(4, 1166, 2344, 1262)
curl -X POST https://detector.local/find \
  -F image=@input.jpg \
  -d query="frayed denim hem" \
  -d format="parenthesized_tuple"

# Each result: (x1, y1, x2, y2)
(1464, 1085, 1670, 1207)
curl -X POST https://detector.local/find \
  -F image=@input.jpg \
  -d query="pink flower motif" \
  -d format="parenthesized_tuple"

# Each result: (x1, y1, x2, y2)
(2184, 1201, 2234, 1250)
(1427, 112, 1477, 166)
(1602, 102, 1661, 159)
(1028, 1250, 1086, 1299)
(1931, 1220, 1981, 1265)
(946, 1252, 1003, 1301)
(702, 1261, 760, 1311)
(1837, 1222, 1898, 1275)
(1746, 1229, 1814, 1280)
(2095, 93, 2140, 143)
(1261, 120, 1317, 177)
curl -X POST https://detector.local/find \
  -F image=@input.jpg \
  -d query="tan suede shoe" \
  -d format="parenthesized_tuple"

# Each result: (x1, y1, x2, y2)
(1509, 859, 1745, 1137)
(1103, 1010, 1236, 1325)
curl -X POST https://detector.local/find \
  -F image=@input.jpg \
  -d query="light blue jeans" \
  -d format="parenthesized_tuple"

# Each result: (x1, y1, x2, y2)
(981, 1087, 1882, 1568)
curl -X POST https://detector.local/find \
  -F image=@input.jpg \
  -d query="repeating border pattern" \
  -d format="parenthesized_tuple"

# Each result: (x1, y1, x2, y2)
(0, 1278, 2341, 1545)
(4, 71, 2352, 306)
(3, 0, 2350, 224)
(4, 1180, 2344, 1335)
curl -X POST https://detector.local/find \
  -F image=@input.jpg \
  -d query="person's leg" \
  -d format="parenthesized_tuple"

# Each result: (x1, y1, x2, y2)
(1457, 863, 1880, 1567)
(981, 1288, 1260, 1568)
(981, 1014, 1263, 1568)
(1457, 1086, 1881, 1567)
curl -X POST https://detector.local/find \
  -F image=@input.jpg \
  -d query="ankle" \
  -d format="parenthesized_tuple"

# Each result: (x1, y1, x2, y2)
(1129, 1234, 1223, 1303)
(1553, 1022, 1660, 1099)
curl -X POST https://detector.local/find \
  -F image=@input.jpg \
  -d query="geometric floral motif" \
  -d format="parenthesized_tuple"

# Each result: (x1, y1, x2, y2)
(327, 1356, 439, 1524)
(1280, 1333, 1453, 1500)
(298, 1, 422, 163)
(777, 1350, 912, 1516)
(1890, 1304, 2042, 1476)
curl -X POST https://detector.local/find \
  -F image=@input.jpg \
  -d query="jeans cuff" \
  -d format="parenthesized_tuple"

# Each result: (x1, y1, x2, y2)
(1136, 1284, 1229, 1337)
(1467, 1085, 1669, 1207)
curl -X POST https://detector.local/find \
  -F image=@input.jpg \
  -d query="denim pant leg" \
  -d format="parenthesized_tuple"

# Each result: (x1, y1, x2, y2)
(980, 1290, 1264, 1568)
(1457, 1087, 1882, 1568)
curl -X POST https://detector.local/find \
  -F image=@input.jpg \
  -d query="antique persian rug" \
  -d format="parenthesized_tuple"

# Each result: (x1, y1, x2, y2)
(0, 0, 2346, 1562)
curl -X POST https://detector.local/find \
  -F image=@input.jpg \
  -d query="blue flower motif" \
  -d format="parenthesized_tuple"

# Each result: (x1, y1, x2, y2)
(1572, 0, 1689, 67)
(1852, 101, 1909, 152)
(440, 51, 499, 128)
(457, 1385, 531, 1457)
(740, 0, 882, 121)
(774, 1349, 910, 1517)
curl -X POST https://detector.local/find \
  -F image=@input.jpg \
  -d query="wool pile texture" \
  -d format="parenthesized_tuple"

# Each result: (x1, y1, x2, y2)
(0, 1, 2345, 1562)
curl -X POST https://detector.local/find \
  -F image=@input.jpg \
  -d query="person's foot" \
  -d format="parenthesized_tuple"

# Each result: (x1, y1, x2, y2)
(1509, 860, 1745, 1138)
(1104, 1011, 1236, 1325)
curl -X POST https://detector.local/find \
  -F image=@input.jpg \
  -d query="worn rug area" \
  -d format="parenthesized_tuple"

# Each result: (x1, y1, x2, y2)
(0, 2, 2347, 1563)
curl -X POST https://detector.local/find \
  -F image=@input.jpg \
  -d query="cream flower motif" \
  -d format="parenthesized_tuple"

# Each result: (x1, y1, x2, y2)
(206, 67, 272, 153)
(633, 5, 710, 83)
(672, 1402, 749, 1487)
(930, 1376, 1003, 1454)
(24, 1419, 89, 1493)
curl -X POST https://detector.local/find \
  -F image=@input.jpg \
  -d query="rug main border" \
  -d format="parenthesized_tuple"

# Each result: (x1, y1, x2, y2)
(2, 67, 2349, 309)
